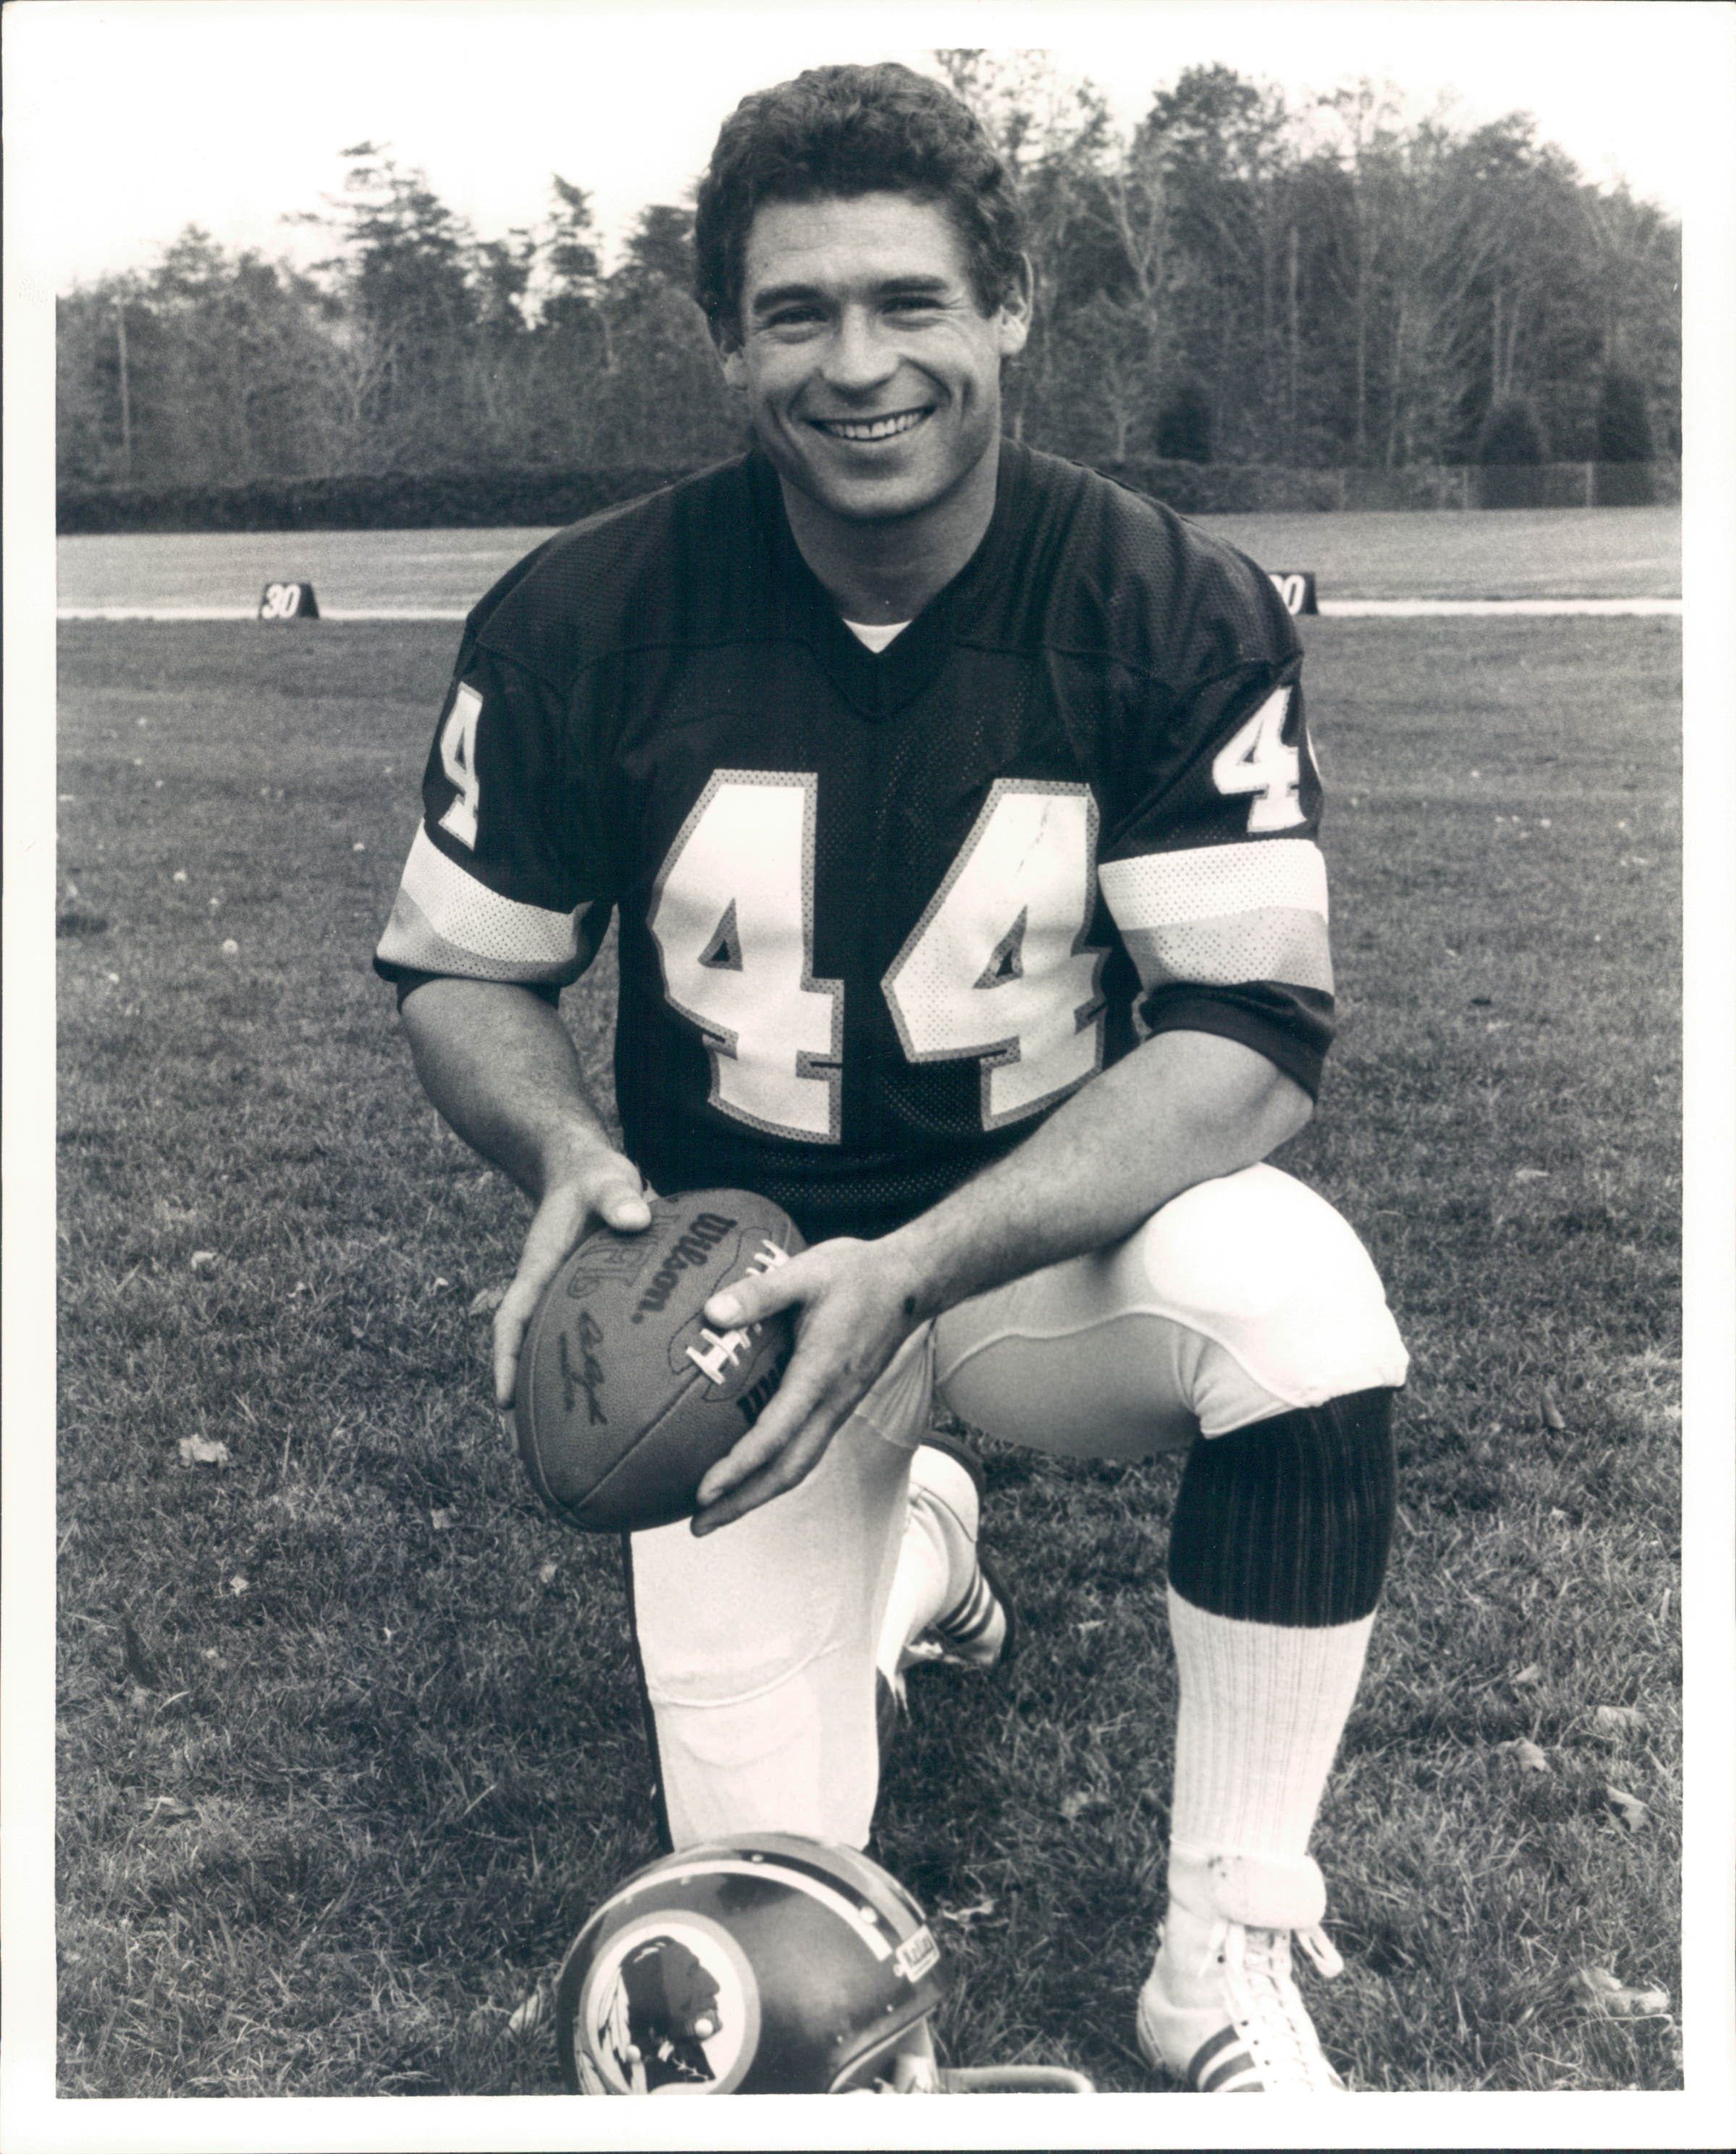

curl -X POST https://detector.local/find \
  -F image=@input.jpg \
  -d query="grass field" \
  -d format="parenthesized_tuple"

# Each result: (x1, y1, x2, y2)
(57, 500, 1682, 611)
(53, 519, 1682, 2098)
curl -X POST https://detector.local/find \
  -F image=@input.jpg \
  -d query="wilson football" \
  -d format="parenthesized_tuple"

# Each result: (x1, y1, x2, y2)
(513, 1188, 804, 1533)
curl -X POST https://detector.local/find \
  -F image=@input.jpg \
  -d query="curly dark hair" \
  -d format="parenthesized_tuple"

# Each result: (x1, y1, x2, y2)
(693, 63, 1027, 336)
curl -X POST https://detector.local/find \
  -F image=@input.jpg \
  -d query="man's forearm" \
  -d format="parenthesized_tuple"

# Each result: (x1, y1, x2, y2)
(882, 1030, 1312, 1323)
(399, 977, 624, 1199)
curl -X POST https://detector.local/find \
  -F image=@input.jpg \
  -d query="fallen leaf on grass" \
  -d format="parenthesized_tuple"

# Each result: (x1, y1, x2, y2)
(1593, 1705, 1646, 1741)
(469, 1284, 507, 1318)
(1570, 1965, 1669, 2017)
(1499, 1739, 1549, 1773)
(1605, 1785, 1649, 1831)
(538, 1561, 559, 1586)
(935, 1897, 997, 1930)
(120, 1613, 162, 1688)
(1511, 1663, 1544, 1688)
(1059, 1789, 1109, 1820)
(177, 1435, 230, 1467)
(430, 1508, 456, 1532)
(507, 1989, 546, 2035)
(1540, 1386, 1567, 1433)
(189, 1250, 219, 1276)
(227, 1574, 250, 1597)
(143, 1794, 194, 1824)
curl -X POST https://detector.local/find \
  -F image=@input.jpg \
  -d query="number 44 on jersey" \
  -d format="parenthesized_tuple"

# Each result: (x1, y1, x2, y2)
(650, 773, 1108, 1141)
(433, 684, 1308, 1145)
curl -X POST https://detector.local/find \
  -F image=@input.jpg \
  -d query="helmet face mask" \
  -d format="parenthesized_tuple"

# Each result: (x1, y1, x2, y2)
(558, 1834, 944, 2096)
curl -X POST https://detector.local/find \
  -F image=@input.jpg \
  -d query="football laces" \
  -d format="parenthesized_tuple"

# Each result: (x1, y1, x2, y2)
(684, 1239, 792, 1385)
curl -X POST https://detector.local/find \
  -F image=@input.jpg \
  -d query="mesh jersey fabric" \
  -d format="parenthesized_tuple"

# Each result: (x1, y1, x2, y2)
(376, 441, 1335, 1245)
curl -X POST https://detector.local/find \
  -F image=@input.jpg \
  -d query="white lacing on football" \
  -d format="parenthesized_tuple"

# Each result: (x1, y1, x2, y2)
(1140, 1920, 1346, 2093)
(683, 1239, 792, 1383)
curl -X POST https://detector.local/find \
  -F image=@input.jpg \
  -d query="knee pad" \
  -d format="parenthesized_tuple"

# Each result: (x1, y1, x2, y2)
(1134, 1165, 1408, 1433)
(1169, 1388, 1398, 1626)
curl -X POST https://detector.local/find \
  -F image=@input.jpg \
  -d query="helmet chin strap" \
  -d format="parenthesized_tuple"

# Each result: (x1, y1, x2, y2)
(851, 2024, 1096, 2095)
(939, 2065, 1096, 2094)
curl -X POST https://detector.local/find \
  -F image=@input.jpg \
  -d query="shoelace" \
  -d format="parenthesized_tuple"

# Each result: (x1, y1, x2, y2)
(1219, 1922, 1344, 2089)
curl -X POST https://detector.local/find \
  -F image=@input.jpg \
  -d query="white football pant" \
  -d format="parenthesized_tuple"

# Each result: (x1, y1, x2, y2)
(627, 1162, 1408, 1849)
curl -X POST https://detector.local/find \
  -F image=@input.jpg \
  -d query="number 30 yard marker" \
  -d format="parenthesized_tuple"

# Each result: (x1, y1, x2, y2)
(257, 580, 319, 621)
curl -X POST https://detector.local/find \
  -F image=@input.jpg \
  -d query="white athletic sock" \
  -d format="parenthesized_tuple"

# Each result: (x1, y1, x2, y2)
(1165, 1583, 1373, 1898)
(874, 1444, 981, 1683)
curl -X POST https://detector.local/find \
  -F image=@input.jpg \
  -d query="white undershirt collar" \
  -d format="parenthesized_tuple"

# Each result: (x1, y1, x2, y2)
(842, 618, 912, 653)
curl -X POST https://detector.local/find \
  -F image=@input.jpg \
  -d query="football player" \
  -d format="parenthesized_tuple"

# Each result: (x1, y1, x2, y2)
(376, 63, 1409, 2095)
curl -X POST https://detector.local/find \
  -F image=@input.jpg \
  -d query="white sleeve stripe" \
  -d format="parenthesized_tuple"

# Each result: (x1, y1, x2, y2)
(397, 823, 585, 964)
(1098, 839, 1328, 929)
(375, 887, 586, 985)
(1119, 911, 1334, 995)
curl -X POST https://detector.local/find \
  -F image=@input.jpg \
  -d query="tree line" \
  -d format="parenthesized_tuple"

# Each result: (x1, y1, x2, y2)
(56, 55, 1680, 493)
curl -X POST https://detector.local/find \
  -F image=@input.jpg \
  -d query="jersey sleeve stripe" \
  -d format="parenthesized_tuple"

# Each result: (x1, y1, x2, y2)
(1117, 909, 1334, 994)
(1100, 840, 1331, 994)
(1098, 837, 1329, 926)
(374, 824, 596, 984)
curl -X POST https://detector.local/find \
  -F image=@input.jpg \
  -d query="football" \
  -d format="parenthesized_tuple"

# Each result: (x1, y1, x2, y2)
(512, 1188, 804, 1533)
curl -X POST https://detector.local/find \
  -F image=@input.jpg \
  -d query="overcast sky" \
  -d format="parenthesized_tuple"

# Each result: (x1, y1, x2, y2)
(7, 0, 1724, 294)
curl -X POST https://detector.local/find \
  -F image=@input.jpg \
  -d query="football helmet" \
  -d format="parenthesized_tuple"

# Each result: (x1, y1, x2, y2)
(556, 1833, 945, 2095)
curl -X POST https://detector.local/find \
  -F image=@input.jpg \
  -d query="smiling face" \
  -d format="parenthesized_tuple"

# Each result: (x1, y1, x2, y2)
(720, 191, 1030, 533)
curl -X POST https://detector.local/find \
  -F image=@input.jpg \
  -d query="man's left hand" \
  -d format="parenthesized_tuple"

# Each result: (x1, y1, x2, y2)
(691, 1238, 925, 1534)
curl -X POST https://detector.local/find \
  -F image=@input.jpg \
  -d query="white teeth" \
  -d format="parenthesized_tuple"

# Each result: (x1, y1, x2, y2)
(817, 410, 926, 442)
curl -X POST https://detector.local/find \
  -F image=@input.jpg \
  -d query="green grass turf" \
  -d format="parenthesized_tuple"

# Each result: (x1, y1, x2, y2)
(56, 501, 1681, 611)
(54, 612, 1680, 2095)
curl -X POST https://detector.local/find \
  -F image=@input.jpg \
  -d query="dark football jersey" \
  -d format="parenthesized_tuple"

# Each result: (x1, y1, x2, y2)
(376, 443, 1333, 1245)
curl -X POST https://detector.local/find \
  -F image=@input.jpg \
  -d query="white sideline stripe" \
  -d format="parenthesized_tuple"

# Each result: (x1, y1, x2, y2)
(1318, 597, 1681, 616)
(60, 597, 1680, 623)
(56, 604, 470, 621)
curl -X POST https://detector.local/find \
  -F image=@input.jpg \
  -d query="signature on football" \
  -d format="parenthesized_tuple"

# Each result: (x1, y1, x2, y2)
(559, 1311, 609, 1425)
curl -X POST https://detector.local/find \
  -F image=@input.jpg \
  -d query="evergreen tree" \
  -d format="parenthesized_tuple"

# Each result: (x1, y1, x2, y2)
(1477, 397, 1546, 463)
(1595, 367, 1653, 461)
(1593, 365, 1655, 503)
(1156, 378, 1214, 462)
(1476, 396, 1548, 506)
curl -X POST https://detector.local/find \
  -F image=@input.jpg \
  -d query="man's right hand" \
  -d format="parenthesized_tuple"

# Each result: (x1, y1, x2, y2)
(492, 1153, 652, 1412)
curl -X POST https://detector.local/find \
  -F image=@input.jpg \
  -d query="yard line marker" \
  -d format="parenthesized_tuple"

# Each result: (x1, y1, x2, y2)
(59, 596, 1681, 625)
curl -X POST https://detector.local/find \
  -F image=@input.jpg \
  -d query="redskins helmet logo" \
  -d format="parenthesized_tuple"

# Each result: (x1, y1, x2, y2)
(575, 1913, 761, 2095)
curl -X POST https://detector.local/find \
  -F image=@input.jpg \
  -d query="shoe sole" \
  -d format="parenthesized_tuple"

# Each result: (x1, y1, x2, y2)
(1135, 1983, 1347, 2093)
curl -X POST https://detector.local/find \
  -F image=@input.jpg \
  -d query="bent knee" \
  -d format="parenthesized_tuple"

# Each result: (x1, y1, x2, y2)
(1131, 1164, 1408, 1429)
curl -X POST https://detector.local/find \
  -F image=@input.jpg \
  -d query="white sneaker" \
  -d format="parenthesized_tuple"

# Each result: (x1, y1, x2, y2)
(1137, 1915, 1347, 2092)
